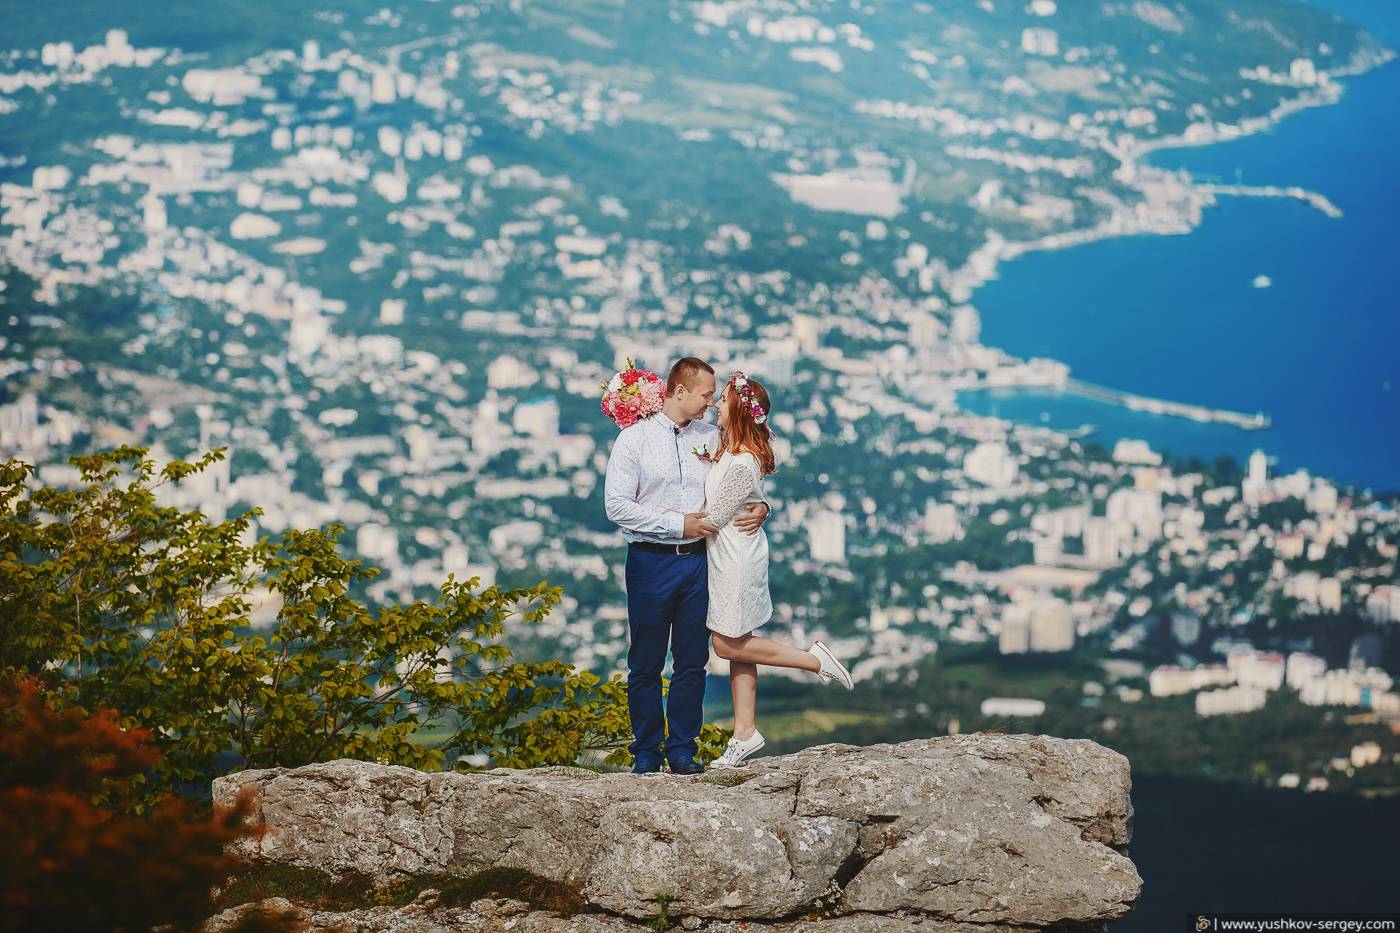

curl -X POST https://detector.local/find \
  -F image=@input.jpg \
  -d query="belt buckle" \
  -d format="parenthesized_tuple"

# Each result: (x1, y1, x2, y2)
(674, 543, 684, 555)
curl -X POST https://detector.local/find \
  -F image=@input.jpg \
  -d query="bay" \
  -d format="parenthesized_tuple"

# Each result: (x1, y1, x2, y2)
(962, 0, 1400, 492)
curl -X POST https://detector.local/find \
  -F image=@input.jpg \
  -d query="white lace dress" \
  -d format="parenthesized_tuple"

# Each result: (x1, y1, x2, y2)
(704, 451, 772, 637)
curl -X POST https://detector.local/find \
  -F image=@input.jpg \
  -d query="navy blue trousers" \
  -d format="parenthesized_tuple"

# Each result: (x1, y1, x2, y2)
(624, 545, 709, 764)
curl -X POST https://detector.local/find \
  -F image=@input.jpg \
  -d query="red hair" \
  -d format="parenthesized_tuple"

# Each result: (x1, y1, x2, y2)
(721, 375, 777, 475)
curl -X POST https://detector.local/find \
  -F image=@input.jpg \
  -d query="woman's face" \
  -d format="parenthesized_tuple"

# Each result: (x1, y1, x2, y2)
(716, 384, 734, 428)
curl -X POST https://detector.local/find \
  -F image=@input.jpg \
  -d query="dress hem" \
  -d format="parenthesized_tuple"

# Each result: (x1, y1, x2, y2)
(704, 612, 773, 638)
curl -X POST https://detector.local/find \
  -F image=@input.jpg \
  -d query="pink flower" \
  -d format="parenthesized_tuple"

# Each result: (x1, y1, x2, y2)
(600, 361, 665, 429)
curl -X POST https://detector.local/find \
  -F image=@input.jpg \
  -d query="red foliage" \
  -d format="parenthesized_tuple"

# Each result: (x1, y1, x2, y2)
(0, 677, 289, 933)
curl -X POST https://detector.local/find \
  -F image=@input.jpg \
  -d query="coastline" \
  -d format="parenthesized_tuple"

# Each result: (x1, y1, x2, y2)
(947, 37, 1396, 479)
(947, 43, 1395, 301)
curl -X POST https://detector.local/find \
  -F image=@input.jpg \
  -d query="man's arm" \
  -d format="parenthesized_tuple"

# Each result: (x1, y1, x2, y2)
(603, 433, 687, 538)
(733, 500, 770, 535)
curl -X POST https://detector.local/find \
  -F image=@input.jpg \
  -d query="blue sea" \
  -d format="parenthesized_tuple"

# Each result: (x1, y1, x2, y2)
(960, 0, 1400, 492)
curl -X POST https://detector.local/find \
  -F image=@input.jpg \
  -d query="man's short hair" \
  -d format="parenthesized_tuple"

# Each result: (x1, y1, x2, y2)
(666, 357, 715, 396)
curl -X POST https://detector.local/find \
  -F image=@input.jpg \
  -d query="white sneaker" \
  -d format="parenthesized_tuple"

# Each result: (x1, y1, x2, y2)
(809, 641, 854, 691)
(711, 729, 765, 769)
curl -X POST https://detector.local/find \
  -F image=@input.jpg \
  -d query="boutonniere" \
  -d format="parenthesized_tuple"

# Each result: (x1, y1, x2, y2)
(692, 445, 717, 464)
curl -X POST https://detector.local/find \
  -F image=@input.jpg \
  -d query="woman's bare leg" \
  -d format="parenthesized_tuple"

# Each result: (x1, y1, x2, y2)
(712, 632, 821, 673)
(729, 660, 758, 740)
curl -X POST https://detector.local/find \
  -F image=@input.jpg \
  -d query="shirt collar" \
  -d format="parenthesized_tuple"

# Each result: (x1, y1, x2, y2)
(659, 410, 691, 432)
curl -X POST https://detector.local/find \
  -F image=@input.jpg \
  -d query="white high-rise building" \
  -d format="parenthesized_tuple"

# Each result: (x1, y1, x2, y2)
(999, 604, 1031, 655)
(1033, 504, 1089, 540)
(964, 441, 1017, 487)
(1285, 571, 1321, 605)
(1030, 598, 1074, 653)
(0, 394, 39, 449)
(513, 397, 560, 439)
(1286, 652, 1327, 691)
(357, 523, 400, 566)
(1318, 577, 1343, 613)
(1021, 27, 1060, 56)
(141, 193, 166, 233)
(908, 312, 940, 350)
(1032, 537, 1062, 566)
(489, 520, 544, 554)
(1227, 650, 1286, 691)
(1107, 487, 1163, 542)
(371, 69, 396, 104)
(924, 502, 961, 543)
(379, 299, 406, 326)
(441, 543, 472, 579)
(1306, 481, 1338, 515)
(1366, 585, 1400, 623)
(488, 355, 539, 390)
(1083, 517, 1122, 565)
(378, 126, 403, 158)
(809, 510, 846, 563)
(1244, 448, 1270, 504)
(951, 306, 980, 343)
(792, 315, 821, 353)
(288, 311, 329, 362)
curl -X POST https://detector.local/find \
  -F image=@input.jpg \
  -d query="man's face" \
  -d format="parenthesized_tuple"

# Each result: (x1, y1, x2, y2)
(677, 370, 717, 420)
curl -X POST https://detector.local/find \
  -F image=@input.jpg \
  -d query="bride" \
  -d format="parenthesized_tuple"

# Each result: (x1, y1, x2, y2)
(700, 371, 853, 769)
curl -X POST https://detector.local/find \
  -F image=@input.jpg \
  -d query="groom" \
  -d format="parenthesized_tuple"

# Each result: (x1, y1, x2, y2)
(604, 357, 770, 774)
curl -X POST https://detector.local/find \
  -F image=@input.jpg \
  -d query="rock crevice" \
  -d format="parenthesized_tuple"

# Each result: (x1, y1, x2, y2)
(213, 734, 1141, 932)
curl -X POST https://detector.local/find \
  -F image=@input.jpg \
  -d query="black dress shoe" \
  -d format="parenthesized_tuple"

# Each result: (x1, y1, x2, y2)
(667, 756, 704, 775)
(631, 759, 663, 774)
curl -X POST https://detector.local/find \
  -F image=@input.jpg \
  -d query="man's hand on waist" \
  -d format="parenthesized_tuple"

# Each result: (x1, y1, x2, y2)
(734, 501, 770, 536)
(684, 511, 720, 538)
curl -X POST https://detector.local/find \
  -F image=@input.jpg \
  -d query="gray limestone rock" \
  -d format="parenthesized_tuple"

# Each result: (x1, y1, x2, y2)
(212, 734, 1140, 929)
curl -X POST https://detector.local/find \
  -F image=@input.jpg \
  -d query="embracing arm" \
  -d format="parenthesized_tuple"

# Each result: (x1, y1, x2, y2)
(705, 460, 760, 530)
(733, 499, 770, 535)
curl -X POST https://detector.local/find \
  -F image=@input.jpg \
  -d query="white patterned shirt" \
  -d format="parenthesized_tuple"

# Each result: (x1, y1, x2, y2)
(604, 411, 720, 545)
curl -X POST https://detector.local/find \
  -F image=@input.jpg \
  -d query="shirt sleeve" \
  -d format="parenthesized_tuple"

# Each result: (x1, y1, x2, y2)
(705, 458, 760, 529)
(604, 431, 686, 538)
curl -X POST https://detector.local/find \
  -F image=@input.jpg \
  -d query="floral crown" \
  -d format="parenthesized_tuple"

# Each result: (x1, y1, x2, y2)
(729, 371, 768, 425)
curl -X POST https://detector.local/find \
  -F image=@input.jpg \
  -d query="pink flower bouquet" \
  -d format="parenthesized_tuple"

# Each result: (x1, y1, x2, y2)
(599, 358, 665, 429)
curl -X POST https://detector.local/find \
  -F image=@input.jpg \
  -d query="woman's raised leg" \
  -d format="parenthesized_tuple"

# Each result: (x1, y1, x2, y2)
(712, 632, 821, 672)
(728, 660, 758, 741)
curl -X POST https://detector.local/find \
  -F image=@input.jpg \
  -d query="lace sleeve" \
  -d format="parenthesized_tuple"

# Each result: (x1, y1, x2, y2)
(706, 458, 759, 528)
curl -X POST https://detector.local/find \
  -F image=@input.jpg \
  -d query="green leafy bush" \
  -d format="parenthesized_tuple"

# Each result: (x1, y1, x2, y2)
(0, 446, 660, 804)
